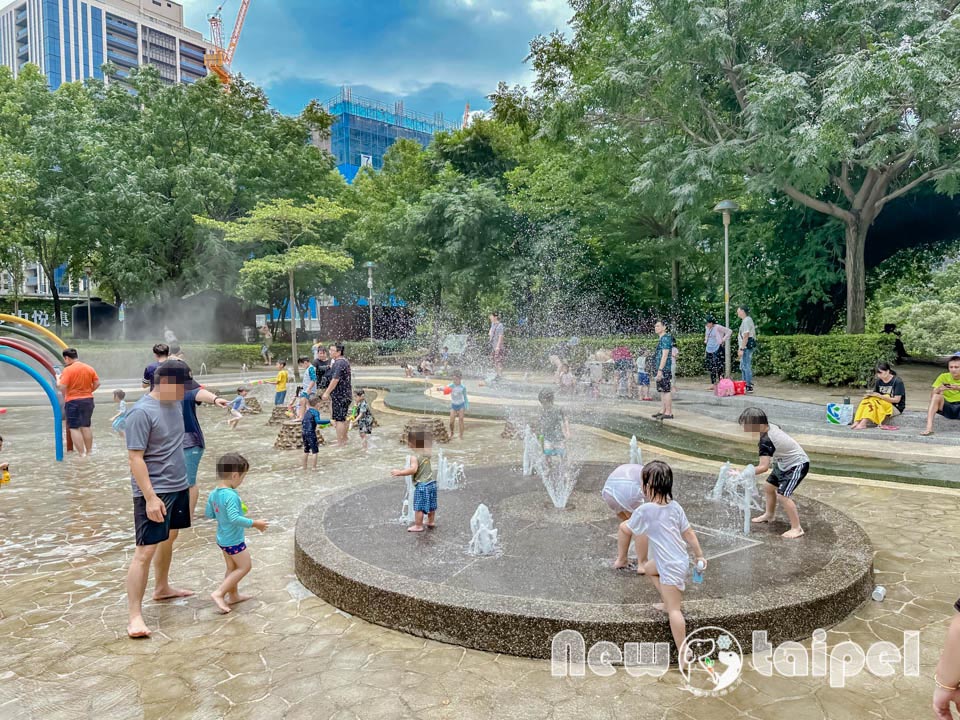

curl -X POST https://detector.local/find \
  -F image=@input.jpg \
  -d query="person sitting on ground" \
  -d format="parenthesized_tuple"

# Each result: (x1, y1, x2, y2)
(851, 362, 906, 430)
(615, 461, 706, 667)
(400, 362, 414, 378)
(922, 354, 960, 437)
(738, 407, 809, 539)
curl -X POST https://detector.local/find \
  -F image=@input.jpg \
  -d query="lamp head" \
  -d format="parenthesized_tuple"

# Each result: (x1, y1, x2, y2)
(713, 200, 739, 213)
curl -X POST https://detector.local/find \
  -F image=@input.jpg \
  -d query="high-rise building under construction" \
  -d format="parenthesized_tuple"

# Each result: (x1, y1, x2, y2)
(321, 88, 460, 182)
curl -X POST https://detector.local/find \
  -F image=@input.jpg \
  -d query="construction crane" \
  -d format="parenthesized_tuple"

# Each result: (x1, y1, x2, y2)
(204, 0, 251, 86)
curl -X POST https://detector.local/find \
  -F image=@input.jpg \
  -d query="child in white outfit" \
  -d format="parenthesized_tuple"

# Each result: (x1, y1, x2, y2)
(615, 460, 705, 665)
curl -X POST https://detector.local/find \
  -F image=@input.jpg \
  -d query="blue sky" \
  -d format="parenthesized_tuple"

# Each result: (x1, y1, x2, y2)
(179, 0, 571, 121)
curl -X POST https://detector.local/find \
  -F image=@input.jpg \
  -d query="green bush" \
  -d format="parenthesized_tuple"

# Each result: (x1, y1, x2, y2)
(884, 300, 960, 357)
(498, 333, 895, 386)
(742, 334, 895, 386)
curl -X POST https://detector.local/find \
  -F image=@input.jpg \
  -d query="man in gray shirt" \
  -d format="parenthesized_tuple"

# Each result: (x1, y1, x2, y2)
(737, 305, 757, 393)
(124, 359, 194, 638)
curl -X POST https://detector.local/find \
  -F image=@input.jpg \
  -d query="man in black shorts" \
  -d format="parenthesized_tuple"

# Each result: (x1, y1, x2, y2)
(322, 342, 353, 446)
(124, 359, 195, 638)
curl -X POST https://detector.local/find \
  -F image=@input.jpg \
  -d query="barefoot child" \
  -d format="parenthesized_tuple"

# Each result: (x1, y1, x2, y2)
(110, 389, 128, 439)
(445, 371, 468, 440)
(204, 452, 268, 613)
(615, 460, 706, 664)
(227, 387, 249, 430)
(297, 356, 318, 420)
(301, 398, 328, 470)
(391, 427, 436, 532)
(350, 389, 374, 450)
(738, 407, 809, 539)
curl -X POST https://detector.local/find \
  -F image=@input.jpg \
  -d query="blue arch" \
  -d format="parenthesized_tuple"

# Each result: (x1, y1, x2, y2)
(0, 354, 63, 461)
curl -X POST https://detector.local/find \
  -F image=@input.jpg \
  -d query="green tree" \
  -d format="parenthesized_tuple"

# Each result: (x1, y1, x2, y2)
(0, 66, 104, 330)
(87, 67, 344, 306)
(539, 0, 960, 333)
(199, 198, 353, 377)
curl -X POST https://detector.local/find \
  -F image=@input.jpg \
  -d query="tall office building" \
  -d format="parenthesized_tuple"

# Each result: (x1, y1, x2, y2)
(0, 0, 210, 88)
(321, 88, 460, 183)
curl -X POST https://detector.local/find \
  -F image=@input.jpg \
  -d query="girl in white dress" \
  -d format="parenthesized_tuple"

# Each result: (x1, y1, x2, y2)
(616, 460, 706, 665)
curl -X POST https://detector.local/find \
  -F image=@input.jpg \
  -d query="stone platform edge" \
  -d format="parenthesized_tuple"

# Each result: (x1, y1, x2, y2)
(294, 472, 874, 661)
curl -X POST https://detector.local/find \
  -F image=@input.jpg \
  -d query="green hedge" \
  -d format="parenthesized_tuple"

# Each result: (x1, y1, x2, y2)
(66, 334, 895, 386)
(498, 334, 896, 387)
(751, 334, 896, 386)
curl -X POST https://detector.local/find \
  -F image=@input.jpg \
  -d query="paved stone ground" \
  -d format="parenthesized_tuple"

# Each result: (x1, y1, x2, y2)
(0, 388, 955, 720)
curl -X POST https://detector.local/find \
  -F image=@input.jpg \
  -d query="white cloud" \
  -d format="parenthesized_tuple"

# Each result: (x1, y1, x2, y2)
(176, 0, 558, 99)
(528, 0, 571, 29)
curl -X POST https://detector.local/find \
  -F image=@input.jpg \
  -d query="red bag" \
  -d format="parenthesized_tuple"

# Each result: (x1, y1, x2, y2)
(733, 381, 747, 396)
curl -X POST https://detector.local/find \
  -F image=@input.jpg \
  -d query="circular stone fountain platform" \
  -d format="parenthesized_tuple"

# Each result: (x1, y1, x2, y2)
(294, 463, 873, 659)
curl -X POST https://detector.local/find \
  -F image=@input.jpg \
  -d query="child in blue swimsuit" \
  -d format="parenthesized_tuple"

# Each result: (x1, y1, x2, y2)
(445, 371, 468, 440)
(204, 452, 268, 613)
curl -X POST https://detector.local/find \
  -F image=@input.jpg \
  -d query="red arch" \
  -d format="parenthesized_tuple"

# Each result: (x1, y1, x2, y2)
(0, 337, 57, 379)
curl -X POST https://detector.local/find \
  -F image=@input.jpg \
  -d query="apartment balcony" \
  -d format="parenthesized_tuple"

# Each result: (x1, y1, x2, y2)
(16, 27, 28, 40)
(17, 44, 29, 58)
(105, 17, 137, 39)
(107, 49, 137, 67)
(106, 33, 137, 53)
(15, 8, 27, 23)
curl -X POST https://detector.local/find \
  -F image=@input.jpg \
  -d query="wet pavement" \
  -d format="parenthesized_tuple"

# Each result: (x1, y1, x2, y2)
(0, 381, 956, 719)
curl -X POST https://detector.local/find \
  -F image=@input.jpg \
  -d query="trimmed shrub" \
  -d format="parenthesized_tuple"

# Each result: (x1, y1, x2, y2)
(497, 333, 895, 387)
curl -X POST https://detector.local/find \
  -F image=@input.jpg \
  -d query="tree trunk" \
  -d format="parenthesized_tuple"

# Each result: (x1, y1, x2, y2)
(671, 259, 681, 303)
(46, 269, 63, 338)
(844, 222, 868, 334)
(288, 269, 299, 381)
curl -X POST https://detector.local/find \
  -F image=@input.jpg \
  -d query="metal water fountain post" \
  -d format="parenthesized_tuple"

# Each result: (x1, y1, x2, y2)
(400, 456, 415, 524)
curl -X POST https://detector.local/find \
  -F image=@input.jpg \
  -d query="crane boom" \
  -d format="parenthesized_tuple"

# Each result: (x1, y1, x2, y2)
(225, 0, 250, 65)
(204, 0, 250, 86)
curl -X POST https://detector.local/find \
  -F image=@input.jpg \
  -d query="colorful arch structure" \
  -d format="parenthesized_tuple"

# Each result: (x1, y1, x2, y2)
(0, 314, 69, 462)
(0, 355, 63, 461)
(0, 338, 57, 378)
(0, 314, 68, 350)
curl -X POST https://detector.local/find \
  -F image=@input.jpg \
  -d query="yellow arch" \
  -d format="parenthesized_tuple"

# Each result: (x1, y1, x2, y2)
(0, 313, 68, 350)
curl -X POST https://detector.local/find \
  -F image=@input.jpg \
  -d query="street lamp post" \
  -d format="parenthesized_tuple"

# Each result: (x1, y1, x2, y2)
(364, 262, 377, 344)
(84, 264, 93, 341)
(712, 201, 739, 378)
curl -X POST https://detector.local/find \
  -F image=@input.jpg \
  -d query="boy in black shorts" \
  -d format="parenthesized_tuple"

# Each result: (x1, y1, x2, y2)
(738, 407, 809, 539)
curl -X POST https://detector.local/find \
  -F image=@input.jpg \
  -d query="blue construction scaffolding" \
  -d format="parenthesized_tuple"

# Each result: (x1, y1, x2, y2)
(324, 88, 461, 182)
